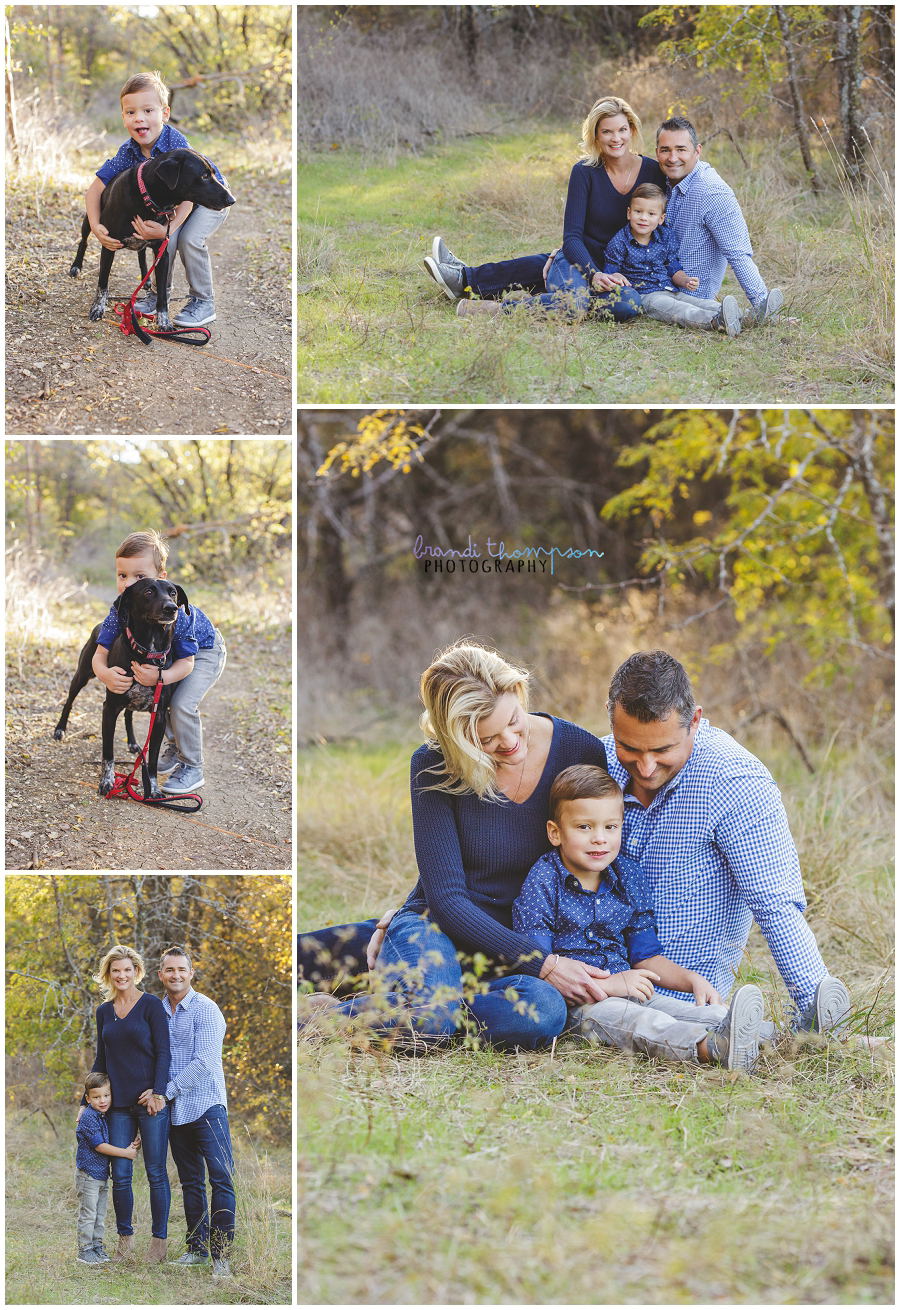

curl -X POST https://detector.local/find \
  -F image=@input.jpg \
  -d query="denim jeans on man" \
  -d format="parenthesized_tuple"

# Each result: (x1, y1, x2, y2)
(75, 1168, 108, 1253)
(500, 250, 642, 322)
(168, 1104, 235, 1257)
(107, 1101, 170, 1239)
(337, 907, 567, 1048)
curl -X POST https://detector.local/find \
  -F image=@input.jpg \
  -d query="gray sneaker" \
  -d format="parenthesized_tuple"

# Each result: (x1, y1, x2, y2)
(156, 744, 181, 774)
(751, 287, 784, 323)
(92, 1243, 111, 1263)
(423, 257, 465, 301)
(712, 294, 741, 338)
(76, 1248, 104, 1265)
(211, 1256, 233, 1279)
(174, 297, 216, 328)
(432, 236, 465, 271)
(800, 976, 851, 1036)
(169, 1250, 210, 1266)
(160, 763, 205, 794)
(706, 984, 764, 1071)
(134, 291, 158, 315)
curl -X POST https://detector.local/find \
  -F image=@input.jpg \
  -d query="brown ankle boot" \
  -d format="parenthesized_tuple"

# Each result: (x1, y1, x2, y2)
(145, 1237, 167, 1262)
(456, 298, 501, 318)
(111, 1234, 135, 1261)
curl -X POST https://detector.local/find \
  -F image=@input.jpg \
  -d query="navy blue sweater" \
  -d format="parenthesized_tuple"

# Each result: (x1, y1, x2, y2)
(91, 992, 171, 1106)
(562, 156, 667, 281)
(402, 715, 608, 974)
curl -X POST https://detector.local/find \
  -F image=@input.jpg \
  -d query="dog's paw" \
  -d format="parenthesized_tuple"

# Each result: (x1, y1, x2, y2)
(147, 777, 162, 799)
(156, 313, 173, 333)
(68, 264, 81, 279)
(126, 741, 141, 755)
(98, 761, 115, 796)
(52, 727, 65, 741)
(89, 302, 106, 322)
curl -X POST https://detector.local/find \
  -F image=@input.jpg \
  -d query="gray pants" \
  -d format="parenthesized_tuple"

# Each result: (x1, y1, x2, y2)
(165, 629, 227, 769)
(640, 290, 722, 329)
(569, 992, 729, 1062)
(158, 205, 229, 303)
(75, 1168, 108, 1251)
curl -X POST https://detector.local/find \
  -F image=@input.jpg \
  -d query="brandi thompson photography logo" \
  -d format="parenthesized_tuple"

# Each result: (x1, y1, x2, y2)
(413, 535, 604, 576)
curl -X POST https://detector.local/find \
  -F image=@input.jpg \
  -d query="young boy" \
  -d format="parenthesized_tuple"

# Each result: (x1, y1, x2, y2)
(86, 70, 230, 329)
(75, 1073, 140, 1266)
(512, 764, 765, 1071)
(92, 530, 226, 795)
(602, 183, 742, 338)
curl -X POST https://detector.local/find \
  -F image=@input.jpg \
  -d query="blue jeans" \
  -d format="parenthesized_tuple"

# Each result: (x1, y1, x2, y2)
(168, 1105, 235, 1257)
(338, 908, 567, 1050)
(464, 253, 550, 299)
(502, 249, 642, 322)
(107, 1102, 171, 1239)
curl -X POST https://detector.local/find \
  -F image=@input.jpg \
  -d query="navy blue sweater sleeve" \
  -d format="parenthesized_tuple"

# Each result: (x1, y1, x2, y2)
(561, 163, 599, 279)
(410, 758, 547, 973)
(148, 996, 171, 1095)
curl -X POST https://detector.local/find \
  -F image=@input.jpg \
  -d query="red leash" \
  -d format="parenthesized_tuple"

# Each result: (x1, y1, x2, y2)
(111, 232, 211, 348)
(106, 682, 203, 814)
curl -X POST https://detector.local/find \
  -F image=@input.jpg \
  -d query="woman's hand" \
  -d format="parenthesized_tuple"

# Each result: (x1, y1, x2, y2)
(366, 909, 398, 970)
(540, 955, 611, 1005)
(593, 271, 629, 291)
(542, 248, 561, 285)
(600, 968, 660, 1002)
(138, 1089, 165, 1115)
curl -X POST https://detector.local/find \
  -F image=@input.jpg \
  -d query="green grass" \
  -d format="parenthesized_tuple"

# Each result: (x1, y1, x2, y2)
(298, 735, 894, 1303)
(6, 1108, 291, 1305)
(298, 127, 893, 405)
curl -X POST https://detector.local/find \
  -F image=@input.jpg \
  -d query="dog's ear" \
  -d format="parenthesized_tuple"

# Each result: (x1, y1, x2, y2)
(112, 588, 130, 632)
(174, 585, 191, 616)
(155, 153, 185, 192)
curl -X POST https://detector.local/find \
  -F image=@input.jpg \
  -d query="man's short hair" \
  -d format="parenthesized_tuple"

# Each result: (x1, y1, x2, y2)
(121, 71, 170, 107)
(159, 944, 193, 970)
(84, 1071, 111, 1092)
(115, 530, 168, 572)
(607, 651, 696, 727)
(656, 116, 700, 148)
(629, 182, 666, 207)
(549, 764, 623, 825)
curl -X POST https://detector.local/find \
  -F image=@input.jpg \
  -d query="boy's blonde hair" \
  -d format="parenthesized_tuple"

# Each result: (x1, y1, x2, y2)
(93, 945, 146, 1002)
(120, 71, 169, 108)
(418, 640, 531, 800)
(580, 96, 644, 166)
(115, 530, 168, 572)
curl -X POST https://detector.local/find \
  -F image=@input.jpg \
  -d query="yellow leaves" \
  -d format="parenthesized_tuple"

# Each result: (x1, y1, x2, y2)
(318, 409, 427, 478)
(692, 510, 712, 526)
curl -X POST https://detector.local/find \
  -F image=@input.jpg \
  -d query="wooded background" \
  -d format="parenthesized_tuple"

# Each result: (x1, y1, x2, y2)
(6, 874, 291, 1139)
(299, 409, 894, 747)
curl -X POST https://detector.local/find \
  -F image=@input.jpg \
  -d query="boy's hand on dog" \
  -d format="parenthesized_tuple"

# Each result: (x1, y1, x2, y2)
(131, 661, 161, 687)
(131, 215, 169, 241)
(91, 222, 123, 251)
(99, 664, 134, 694)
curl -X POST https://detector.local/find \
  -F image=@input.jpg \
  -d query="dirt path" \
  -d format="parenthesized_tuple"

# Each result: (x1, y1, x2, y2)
(5, 629, 292, 870)
(5, 166, 291, 435)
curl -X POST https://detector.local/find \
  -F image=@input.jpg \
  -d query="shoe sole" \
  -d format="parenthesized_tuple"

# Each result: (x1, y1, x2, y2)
(815, 977, 851, 1035)
(423, 257, 461, 302)
(721, 295, 741, 338)
(722, 984, 764, 1070)
(160, 778, 205, 795)
(174, 315, 216, 328)
(758, 288, 783, 322)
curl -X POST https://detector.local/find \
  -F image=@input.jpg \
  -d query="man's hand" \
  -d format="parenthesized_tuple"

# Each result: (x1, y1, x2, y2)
(591, 271, 624, 293)
(366, 909, 398, 970)
(91, 223, 122, 251)
(600, 968, 659, 1002)
(686, 972, 721, 1006)
(131, 215, 168, 241)
(540, 956, 611, 1005)
(98, 664, 133, 694)
(131, 661, 161, 687)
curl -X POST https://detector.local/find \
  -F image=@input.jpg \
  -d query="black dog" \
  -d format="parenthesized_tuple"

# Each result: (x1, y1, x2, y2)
(53, 579, 190, 798)
(69, 148, 235, 332)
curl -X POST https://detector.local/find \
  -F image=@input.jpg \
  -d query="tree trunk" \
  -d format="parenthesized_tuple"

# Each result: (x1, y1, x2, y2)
(869, 5, 894, 95)
(5, 18, 18, 170)
(848, 414, 894, 632)
(460, 6, 477, 80)
(835, 6, 866, 187)
(774, 6, 820, 192)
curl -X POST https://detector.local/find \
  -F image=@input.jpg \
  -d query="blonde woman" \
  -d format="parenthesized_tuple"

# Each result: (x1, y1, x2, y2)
(303, 642, 613, 1048)
(88, 945, 171, 1261)
(425, 96, 665, 322)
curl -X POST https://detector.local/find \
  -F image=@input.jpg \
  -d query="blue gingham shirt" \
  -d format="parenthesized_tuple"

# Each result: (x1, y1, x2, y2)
(513, 849, 663, 973)
(75, 1105, 110, 1180)
(97, 599, 216, 659)
(603, 720, 827, 1010)
(603, 222, 685, 293)
(163, 988, 228, 1126)
(664, 161, 767, 305)
(96, 122, 225, 187)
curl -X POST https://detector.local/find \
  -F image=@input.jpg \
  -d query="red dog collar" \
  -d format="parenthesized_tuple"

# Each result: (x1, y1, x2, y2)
(136, 161, 177, 221)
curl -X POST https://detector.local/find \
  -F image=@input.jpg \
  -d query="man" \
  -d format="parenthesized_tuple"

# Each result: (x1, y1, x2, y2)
(601, 650, 848, 1032)
(142, 946, 235, 1280)
(424, 115, 782, 322)
(655, 115, 783, 322)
